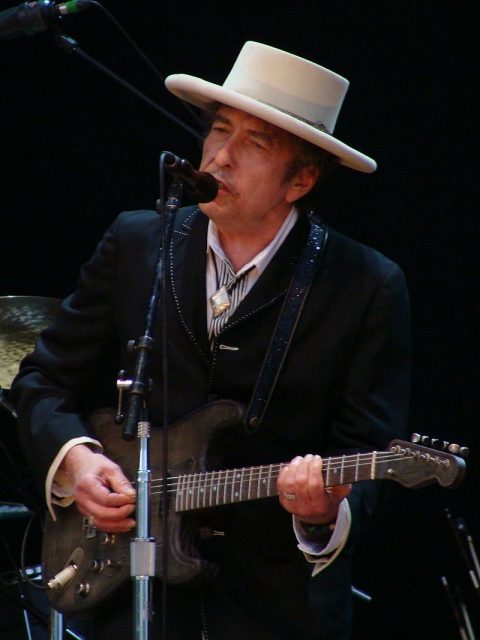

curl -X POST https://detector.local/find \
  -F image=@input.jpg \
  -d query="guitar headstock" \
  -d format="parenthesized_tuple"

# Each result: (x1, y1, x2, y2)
(378, 434, 468, 489)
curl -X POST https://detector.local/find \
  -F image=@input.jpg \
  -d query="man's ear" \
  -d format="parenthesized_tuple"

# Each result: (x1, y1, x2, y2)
(286, 164, 320, 203)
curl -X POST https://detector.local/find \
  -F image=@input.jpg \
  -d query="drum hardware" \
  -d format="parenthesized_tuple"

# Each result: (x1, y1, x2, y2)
(0, 296, 85, 638)
(0, 507, 85, 639)
(0, 390, 40, 573)
(0, 563, 42, 587)
(0, 388, 41, 510)
(0, 502, 32, 521)
(0, 564, 47, 638)
(0, 566, 85, 639)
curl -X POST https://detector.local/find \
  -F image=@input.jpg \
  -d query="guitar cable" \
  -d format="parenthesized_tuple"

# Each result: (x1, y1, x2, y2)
(20, 510, 48, 590)
(80, 1, 204, 130)
(53, 0, 203, 140)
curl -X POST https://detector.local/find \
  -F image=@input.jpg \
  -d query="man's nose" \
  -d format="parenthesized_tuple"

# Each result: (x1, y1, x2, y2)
(213, 137, 235, 168)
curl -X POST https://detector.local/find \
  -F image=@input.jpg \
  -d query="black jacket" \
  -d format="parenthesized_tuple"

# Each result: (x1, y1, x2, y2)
(12, 207, 411, 639)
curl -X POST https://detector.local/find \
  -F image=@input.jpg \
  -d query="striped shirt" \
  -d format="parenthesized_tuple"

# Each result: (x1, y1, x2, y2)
(206, 207, 298, 340)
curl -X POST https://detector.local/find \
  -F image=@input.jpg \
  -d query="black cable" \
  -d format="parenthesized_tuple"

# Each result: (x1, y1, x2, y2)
(87, 1, 204, 128)
(53, 1, 204, 140)
(56, 32, 202, 141)
(20, 511, 47, 591)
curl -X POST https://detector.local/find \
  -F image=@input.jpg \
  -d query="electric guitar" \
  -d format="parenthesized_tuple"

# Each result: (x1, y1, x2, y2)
(42, 399, 466, 615)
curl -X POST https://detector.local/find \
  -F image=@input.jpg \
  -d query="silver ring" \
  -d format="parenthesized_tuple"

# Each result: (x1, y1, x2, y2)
(283, 491, 296, 501)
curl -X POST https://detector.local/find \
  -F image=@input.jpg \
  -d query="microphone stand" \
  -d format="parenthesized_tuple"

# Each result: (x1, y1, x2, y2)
(446, 509, 480, 598)
(45, 15, 199, 639)
(52, 29, 202, 140)
(12, 8, 204, 637)
(116, 154, 183, 640)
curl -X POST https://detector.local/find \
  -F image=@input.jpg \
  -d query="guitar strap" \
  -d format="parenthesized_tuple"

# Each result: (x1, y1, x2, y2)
(244, 213, 329, 434)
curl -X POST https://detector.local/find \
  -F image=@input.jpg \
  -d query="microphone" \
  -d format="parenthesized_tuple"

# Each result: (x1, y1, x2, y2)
(162, 151, 218, 203)
(0, 0, 92, 41)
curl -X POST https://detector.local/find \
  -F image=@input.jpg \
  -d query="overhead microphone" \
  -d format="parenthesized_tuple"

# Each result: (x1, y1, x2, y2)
(162, 151, 218, 203)
(0, 0, 93, 41)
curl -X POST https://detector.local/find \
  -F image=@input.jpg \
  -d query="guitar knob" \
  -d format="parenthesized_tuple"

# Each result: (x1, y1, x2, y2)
(100, 533, 116, 546)
(91, 559, 115, 573)
(91, 560, 101, 573)
(430, 438, 440, 449)
(411, 433, 421, 443)
(460, 447, 470, 458)
(421, 435, 431, 446)
(76, 583, 90, 597)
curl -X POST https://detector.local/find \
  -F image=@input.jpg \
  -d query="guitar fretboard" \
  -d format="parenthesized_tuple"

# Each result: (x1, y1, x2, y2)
(174, 451, 380, 512)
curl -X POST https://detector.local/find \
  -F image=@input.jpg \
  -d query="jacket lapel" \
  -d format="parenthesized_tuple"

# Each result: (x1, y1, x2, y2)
(169, 207, 211, 359)
(220, 214, 310, 332)
(169, 207, 311, 348)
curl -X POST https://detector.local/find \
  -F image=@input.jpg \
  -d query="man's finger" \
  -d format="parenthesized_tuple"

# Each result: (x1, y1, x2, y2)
(92, 516, 136, 534)
(107, 472, 136, 499)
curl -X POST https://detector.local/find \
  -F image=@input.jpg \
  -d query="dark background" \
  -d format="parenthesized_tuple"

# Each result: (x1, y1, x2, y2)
(0, 1, 478, 638)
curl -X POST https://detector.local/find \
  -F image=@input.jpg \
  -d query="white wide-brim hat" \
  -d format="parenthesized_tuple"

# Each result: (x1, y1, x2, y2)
(165, 41, 376, 173)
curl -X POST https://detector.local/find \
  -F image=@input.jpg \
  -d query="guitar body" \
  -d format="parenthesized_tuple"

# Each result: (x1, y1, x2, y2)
(42, 399, 245, 615)
(42, 397, 466, 615)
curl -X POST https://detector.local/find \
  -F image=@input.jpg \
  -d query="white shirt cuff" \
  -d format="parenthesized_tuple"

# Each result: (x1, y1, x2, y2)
(293, 498, 351, 577)
(46, 437, 102, 519)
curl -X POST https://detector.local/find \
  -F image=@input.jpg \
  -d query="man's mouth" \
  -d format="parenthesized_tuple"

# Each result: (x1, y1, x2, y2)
(214, 177, 232, 194)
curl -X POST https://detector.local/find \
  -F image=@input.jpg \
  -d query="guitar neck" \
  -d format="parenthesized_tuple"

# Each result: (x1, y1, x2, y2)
(174, 451, 379, 512)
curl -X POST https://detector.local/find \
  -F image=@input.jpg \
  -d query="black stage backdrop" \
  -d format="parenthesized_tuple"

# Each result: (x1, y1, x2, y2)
(0, 2, 478, 639)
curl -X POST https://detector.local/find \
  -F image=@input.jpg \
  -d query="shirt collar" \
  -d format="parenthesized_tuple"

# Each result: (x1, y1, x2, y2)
(207, 207, 299, 276)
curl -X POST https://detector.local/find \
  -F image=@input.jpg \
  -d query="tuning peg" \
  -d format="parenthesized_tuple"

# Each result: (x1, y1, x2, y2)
(410, 433, 434, 447)
(446, 443, 469, 458)
(410, 433, 466, 456)
(411, 433, 433, 446)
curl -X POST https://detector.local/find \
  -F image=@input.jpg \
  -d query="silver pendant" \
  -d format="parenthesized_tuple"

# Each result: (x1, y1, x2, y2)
(210, 285, 231, 317)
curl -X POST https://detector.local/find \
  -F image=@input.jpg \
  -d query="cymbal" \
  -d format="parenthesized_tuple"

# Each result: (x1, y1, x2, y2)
(0, 296, 61, 389)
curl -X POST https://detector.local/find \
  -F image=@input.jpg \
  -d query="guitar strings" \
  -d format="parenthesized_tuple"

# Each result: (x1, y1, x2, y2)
(141, 451, 437, 496)
(148, 450, 416, 488)
(148, 451, 429, 489)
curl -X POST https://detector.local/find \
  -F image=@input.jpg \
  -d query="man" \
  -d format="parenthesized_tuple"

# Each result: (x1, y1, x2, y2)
(12, 42, 410, 639)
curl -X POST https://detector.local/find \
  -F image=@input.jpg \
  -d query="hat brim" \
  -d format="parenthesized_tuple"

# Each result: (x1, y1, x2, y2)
(165, 74, 377, 173)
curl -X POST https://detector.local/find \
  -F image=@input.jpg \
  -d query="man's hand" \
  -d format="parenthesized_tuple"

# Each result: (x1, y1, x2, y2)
(277, 454, 351, 525)
(60, 444, 136, 533)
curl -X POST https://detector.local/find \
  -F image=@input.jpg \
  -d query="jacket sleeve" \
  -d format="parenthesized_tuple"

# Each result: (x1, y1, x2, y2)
(327, 258, 411, 548)
(10, 212, 127, 495)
